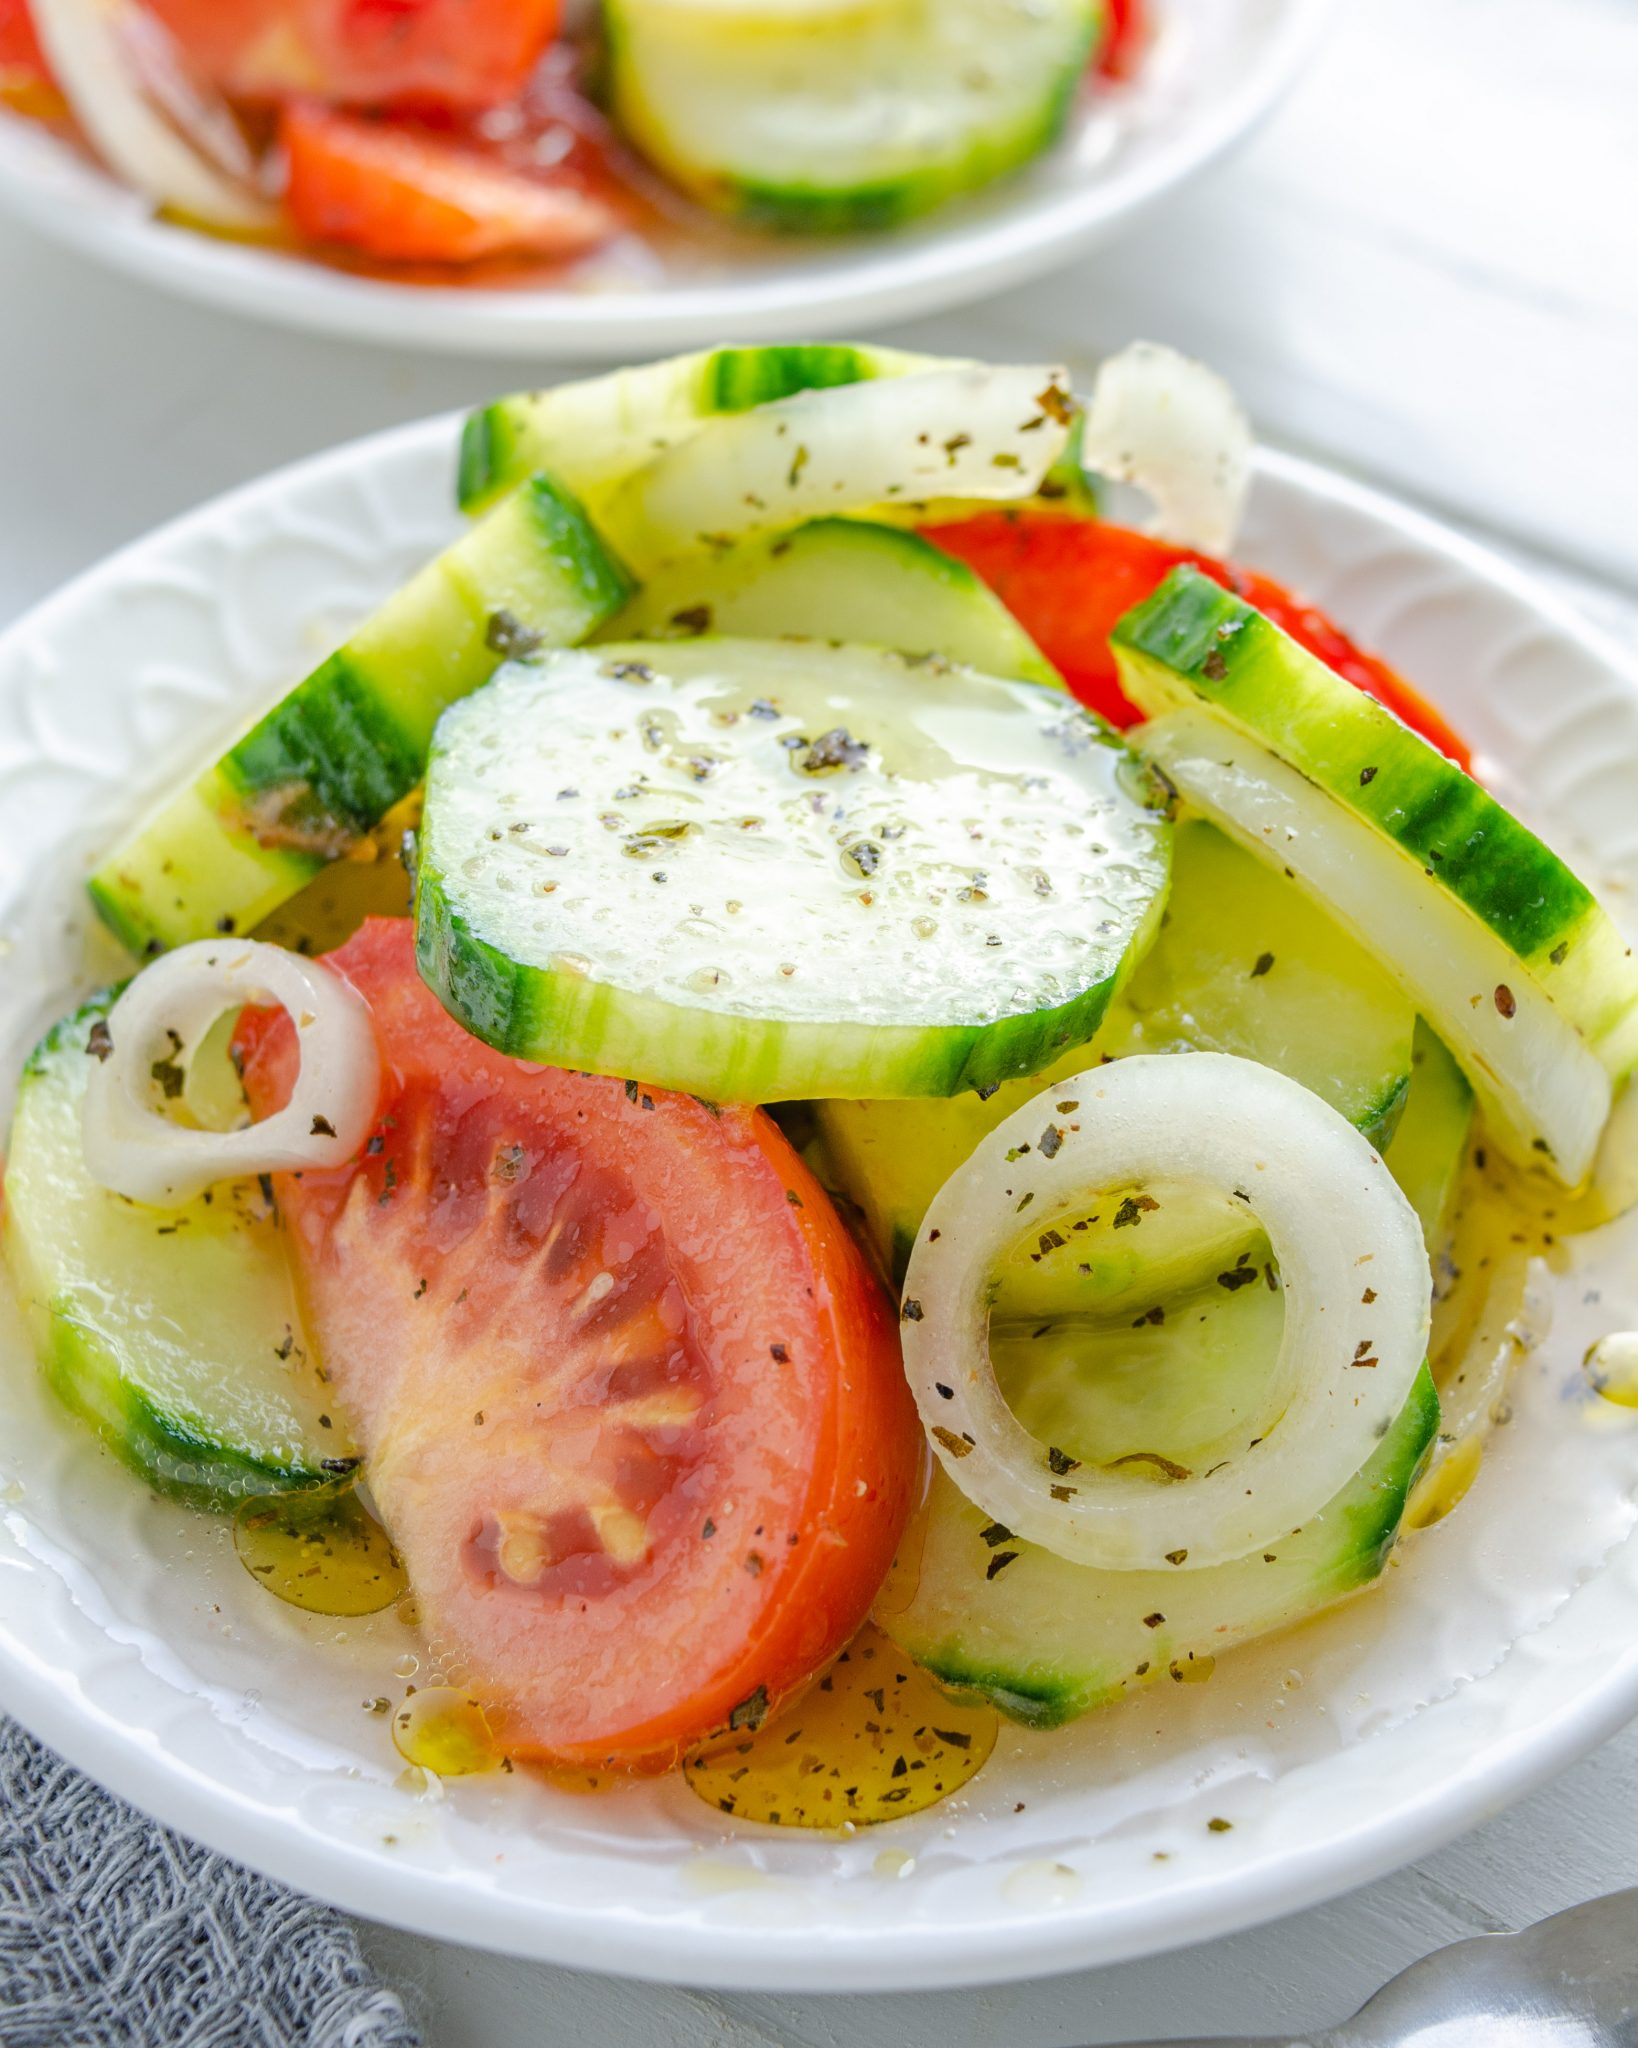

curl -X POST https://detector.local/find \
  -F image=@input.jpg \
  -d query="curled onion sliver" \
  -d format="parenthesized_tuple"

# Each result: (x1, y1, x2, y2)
(1079, 341, 1251, 557)
(30, 0, 275, 230)
(901, 1052, 1430, 1572)
(601, 362, 1075, 572)
(82, 940, 379, 1208)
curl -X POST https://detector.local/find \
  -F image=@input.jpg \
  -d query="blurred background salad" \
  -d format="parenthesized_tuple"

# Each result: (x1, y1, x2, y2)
(0, 0, 1146, 277)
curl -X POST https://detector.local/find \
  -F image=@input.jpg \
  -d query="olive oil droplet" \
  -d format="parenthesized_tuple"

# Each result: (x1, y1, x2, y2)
(1405, 1434, 1484, 1530)
(233, 1485, 407, 1615)
(392, 1687, 503, 1777)
(684, 1621, 997, 1828)
(253, 792, 419, 954)
(1584, 1332, 1638, 1409)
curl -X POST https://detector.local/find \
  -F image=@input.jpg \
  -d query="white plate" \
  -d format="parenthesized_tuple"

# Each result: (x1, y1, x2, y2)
(0, 0, 1325, 358)
(2, 416, 1638, 1994)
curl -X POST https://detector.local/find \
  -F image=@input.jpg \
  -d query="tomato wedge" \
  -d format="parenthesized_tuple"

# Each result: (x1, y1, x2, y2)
(922, 512, 1472, 771)
(0, 0, 51, 97)
(234, 919, 919, 1770)
(144, 0, 559, 111)
(280, 101, 614, 264)
(1097, 0, 1146, 80)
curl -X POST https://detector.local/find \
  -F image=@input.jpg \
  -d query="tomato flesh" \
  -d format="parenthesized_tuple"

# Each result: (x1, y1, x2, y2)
(1097, 0, 1146, 80)
(922, 512, 1471, 771)
(280, 101, 614, 264)
(143, 0, 560, 111)
(0, 0, 50, 95)
(234, 919, 919, 1770)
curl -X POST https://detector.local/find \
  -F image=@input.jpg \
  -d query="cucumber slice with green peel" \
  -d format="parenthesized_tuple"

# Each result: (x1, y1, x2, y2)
(1038, 414, 1102, 518)
(1, 994, 353, 1509)
(879, 1368, 1438, 1729)
(991, 1181, 1266, 1329)
(414, 637, 1169, 1101)
(601, 518, 1062, 688)
(817, 819, 1417, 1282)
(1139, 706, 1613, 1185)
(88, 473, 632, 958)
(1115, 568, 1638, 1082)
(1383, 1022, 1473, 1257)
(990, 1207, 1283, 1482)
(457, 342, 942, 518)
(1099, 821, 1415, 1147)
(594, 362, 1076, 573)
(605, 0, 1100, 232)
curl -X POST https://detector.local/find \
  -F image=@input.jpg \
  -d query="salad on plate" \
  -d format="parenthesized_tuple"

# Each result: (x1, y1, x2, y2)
(5, 337, 1635, 1828)
(0, 0, 1145, 278)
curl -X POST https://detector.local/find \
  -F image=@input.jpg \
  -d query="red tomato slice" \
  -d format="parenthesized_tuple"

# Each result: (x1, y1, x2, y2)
(922, 512, 1472, 770)
(1097, 0, 1147, 80)
(0, 0, 51, 94)
(280, 101, 614, 264)
(234, 919, 920, 1770)
(144, 0, 559, 111)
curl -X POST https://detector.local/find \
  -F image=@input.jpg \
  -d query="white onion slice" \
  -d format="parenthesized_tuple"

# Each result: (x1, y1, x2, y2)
(1141, 708, 1613, 1184)
(82, 940, 379, 1208)
(30, 0, 275, 230)
(118, 1, 267, 189)
(901, 1052, 1430, 1572)
(1079, 341, 1251, 556)
(600, 363, 1076, 571)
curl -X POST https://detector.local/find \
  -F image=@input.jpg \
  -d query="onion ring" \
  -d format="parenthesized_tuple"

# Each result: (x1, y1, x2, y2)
(900, 1052, 1431, 1571)
(82, 940, 379, 1207)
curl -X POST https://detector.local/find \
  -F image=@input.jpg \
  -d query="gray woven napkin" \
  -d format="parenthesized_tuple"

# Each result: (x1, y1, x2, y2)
(0, 1718, 420, 2048)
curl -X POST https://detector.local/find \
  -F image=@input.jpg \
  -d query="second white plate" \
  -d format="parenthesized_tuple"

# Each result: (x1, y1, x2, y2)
(0, 0, 1325, 357)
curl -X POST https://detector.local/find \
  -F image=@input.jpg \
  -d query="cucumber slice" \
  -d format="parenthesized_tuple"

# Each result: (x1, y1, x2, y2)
(595, 362, 1075, 573)
(1383, 1021, 1473, 1257)
(1115, 569, 1638, 1151)
(414, 638, 1169, 1100)
(88, 474, 632, 958)
(818, 818, 1416, 1281)
(602, 518, 1062, 688)
(879, 1369, 1438, 1728)
(991, 1182, 1265, 1329)
(1, 994, 352, 1508)
(1140, 706, 1613, 1185)
(605, 0, 1100, 231)
(991, 1207, 1283, 1490)
(1099, 821, 1414, 1146)
(458, 341, 940, 517)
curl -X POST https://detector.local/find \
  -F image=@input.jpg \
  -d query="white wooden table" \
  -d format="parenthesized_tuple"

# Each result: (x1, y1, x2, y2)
(2, 0, 1636, 2038)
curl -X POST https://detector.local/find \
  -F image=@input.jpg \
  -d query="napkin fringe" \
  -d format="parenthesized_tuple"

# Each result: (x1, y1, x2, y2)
(1, 1720, 420, 2048)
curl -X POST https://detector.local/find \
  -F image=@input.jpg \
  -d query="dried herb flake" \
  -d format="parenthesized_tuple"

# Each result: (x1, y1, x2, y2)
(728, 1685, 769, 1732)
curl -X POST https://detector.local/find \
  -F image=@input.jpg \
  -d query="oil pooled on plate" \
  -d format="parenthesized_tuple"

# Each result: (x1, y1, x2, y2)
(233, 1484, 408, 1616)
(684, 1621, 997, 1828)
(392, 1686, 505, 1776)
